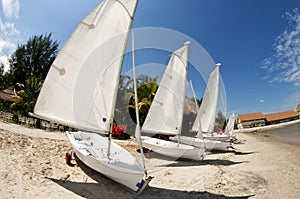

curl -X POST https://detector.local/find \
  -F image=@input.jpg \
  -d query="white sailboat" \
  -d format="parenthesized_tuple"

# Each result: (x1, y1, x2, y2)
(192, 64, 233, 141)
(200, 114, 235, 142)
(192, 64, 221, 136)
(225, 113, 235, 137)
(172, 114, 234, 151)
(171, 64, 233, 150)
(33, 0, 151, 193)
(197, 65, 236, 142)
(140, 41, 206, 161)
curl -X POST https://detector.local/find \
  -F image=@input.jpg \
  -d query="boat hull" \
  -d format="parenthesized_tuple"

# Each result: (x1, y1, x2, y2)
(170, 135, 230, 151)
(202, 133, 231, 142)
(66, 131, 145, 192)
(141, 136, 206, 161)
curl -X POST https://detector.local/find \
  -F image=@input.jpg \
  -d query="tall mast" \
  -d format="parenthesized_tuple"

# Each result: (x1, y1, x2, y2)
(132, 30, 146, 170)
(107, 0, 139, 159)
(190, 80, 203, 138)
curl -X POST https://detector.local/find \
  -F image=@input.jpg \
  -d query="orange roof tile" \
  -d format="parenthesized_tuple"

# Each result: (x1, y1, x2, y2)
(238, 112, 265, 122)
(265, 110, 300, 122)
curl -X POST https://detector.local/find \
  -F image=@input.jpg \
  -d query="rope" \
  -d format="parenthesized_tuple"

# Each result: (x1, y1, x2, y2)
(124, 136, 136, 149)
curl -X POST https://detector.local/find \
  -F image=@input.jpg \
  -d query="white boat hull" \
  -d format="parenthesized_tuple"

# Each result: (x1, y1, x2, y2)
(66, 131, 145, 192)
(170, 135, 230, 151)
(141, 136, 206, 161)
(202, 133, 231, 142)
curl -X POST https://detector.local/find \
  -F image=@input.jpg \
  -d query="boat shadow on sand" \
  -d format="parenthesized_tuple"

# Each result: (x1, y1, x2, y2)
(46, 156, 253, 199)
(163, 159, 249, 167)
(142, 151, 250, 167)
(213, 150, 256, 156)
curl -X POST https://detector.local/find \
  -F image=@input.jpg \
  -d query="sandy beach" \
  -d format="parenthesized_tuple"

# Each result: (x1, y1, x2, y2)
(0, 121, 300, 199)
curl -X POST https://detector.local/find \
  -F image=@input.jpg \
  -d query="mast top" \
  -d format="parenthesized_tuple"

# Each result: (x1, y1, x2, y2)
(184, 41, 191, 46)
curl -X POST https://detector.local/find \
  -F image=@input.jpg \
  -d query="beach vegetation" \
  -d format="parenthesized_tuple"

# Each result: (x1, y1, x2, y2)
(10, 76, 43, 116)
(215, 111, 227, 131)
(114, 75, 134, 127)
(0, 34, 58, 117)
(128, 75, 159, 126)
(4, 34, 58, 87)
(0, 64, 5, 90)
(113, 74, 158, 133)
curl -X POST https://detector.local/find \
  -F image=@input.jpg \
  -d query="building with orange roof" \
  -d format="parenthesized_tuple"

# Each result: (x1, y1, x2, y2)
(265, 110, 300, 125)
(237, 109, 300, 129)
(237, 112, 266, 128)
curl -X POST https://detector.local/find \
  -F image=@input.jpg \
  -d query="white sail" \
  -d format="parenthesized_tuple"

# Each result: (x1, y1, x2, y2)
(190, 80, 203, 136)
(192, 64, 220, 134)
(34, 0, 138, 133)
(225, 113, 235, 136)
(141, 41, 190, 135)
(139, 42, 207, 160)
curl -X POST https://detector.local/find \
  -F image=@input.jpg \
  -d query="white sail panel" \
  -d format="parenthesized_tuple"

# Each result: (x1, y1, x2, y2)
(192, 64, 220, 134)
(142, 42, 190, 135)
(34, 0, 138, 133)
(225, 113, 235, 136)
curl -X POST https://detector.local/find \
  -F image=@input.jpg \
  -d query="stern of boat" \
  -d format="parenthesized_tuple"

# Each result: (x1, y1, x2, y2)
(135, 175, 154, 195)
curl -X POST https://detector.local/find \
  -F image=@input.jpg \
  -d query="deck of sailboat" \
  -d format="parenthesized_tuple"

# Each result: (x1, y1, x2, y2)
(67, 131, 144, 172)
(170, 135, 230, 151)
(140, 136, 206, 161)
(66, 131, 146, 192)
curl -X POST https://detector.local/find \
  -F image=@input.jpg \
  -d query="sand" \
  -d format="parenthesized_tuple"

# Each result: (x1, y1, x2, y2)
(0, 121, 300, 199)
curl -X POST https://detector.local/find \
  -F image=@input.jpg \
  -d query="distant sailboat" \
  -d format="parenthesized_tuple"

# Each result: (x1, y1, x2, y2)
(192, 64, 234, 141)
(192, 64, 221, 136)
(139, 41, 206, 161)
(225, 113, 235, 137)
(203, 113, 235, 142)
(172, 114, 234, 151)
(171, 64, 234, 150)
(33, 0, 151, 193)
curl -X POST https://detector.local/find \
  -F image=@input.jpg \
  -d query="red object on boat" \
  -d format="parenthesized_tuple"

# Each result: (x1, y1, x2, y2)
(145, 152, 150, 158)
(217, 129, 225, 134)
(112, 125, 123, 136)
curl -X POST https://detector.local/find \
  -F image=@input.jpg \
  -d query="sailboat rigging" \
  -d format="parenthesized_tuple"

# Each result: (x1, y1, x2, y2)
(193, 64, 235, 141)
(193, 63, 221, 136)
(171, 64, 234, 151)
(33, 0, 151, 193)
(131, 30, 146, 170)
(139, 41, 206, 161)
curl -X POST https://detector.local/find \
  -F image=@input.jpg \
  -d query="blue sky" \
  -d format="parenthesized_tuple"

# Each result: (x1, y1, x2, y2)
(1, 0, 300, 116)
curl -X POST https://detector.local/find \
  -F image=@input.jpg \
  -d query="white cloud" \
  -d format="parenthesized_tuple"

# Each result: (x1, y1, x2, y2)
(261, 8, 300, 87)
(0, 17, 20, 71)
(259, 99, 265, 103)
(0, 55, 10, 71)
(1, 0, 20, 19)
(0, 1, 21, 71)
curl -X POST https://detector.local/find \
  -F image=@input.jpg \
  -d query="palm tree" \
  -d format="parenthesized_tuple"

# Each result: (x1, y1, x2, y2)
(10, 76, 43, 115)
(215, 111, 226, 131)
(114, 75, 133, 126)
(128, 75, 159, 125)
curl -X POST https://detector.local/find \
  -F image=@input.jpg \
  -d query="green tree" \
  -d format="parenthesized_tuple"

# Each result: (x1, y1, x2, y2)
(0, 64, 4, 90)
(10, 76, 43, 115)
(114, 75, 133, 125)
(5, 34, 58, 87)
(128, 75, 159, 126)
(215, 111, 226, 130)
